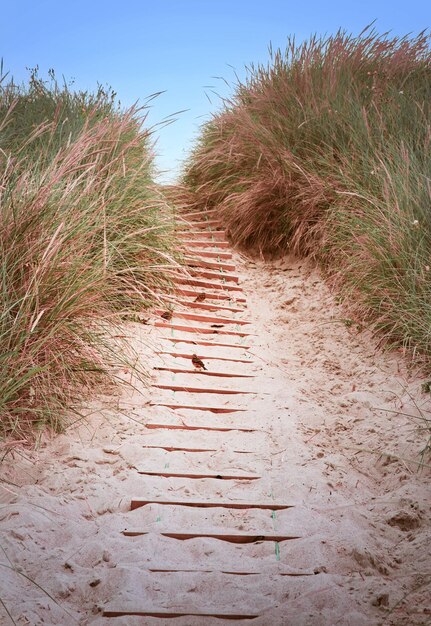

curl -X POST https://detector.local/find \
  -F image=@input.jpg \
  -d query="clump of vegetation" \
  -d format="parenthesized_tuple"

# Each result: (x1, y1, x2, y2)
(0, 67, 178, 438)
(184, 28, 431, 362)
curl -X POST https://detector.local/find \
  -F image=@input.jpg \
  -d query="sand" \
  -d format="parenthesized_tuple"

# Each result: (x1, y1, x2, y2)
(0, 252, 430, 626)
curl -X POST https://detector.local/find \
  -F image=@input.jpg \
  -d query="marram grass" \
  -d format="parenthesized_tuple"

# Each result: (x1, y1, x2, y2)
(184, 28, 431, 364)
(0, 69, 179, 439)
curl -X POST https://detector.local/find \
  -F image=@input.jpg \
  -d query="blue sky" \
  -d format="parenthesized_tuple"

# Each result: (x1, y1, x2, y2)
(1, 0, 430, 181)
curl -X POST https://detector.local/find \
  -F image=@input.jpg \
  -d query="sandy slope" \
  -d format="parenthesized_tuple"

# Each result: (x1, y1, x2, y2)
(0, 254, 430, 626)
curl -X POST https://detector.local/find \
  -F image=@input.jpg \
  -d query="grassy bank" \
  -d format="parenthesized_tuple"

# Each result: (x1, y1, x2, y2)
(0, 69, 178, 439)
(184, 29, 431, 363)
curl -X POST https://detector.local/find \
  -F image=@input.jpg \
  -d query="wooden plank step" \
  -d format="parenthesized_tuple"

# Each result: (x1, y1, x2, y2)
(181, 240, 230, 249)
(175, 277, 243, 292)
(154, 322, 252, 337)
(150, 403, 247, 413)
(131, 497, 293, 511)
(155, 310, 251, 325)
(161, 337, 251, 349)
(178, 208, 220, 219)
(133, 469, 260, 480)
(147, 568, 260, 575)
(144, 421, 257, 433)
(185, 257, 236, 272)
(145, 567, 313, 577)
(136, 430, 257, 454)
(153, 384, 255, 395)
(144, 445, 218, 453)
(154, 367, 254, 378)
(178, 230, 226, 240)
(186, 249, 233, 260)
(175, 288, 246, 303)
(103, 607, 258, 619)
(157, 351, 255, 364)
(187, 268, 240, 284)
(123, 530, 296, 542)
(175, 300, 246, 313)
(154, 295, 245, 313)
(189, 219, 222, 229)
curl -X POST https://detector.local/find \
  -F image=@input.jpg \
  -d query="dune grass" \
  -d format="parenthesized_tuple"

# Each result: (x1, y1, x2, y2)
(184, 27, 431, 364)
(0, 68, 178, 439)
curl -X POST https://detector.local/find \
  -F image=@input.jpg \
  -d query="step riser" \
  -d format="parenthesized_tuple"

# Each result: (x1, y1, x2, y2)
(157, 352, 255, 364)
(186, 250, 233, 260)
(131, 498, 293, 511)
(154, 322, 251, 337)
(178, 230, 226, 240)
(175, 301, 246, 313)
(153, 385, 254, 395)
(176, 278, 243, 292)
(150, 403, 247, 413)
(187, 269, 240, 283)
(175, 288, 247, 303)
(181, 240, 230, 249)
(185, 258, 236, 272)
(161, 337, 251, 349)
(144, 423, 256, 433)
(155, 311, 251, 325)
(154, 367, 254, 378)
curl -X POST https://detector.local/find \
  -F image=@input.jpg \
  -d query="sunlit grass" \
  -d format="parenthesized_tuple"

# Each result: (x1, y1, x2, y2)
(0, 68, 179, 438)
(184, 27, 431, 365)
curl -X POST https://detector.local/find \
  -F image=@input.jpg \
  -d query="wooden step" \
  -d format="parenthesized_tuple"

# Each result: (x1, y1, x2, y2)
(146, 568, 260, 575)
(145, 567, 313, 576)
(137, 430, 258, 454)
(150, 403, 247, 413)
(187, 268, 240, 283)
(144, 421, 257, 433)
(157, 351, 255, 364)
(103, 607, 258, 619)
(175, 300, 246, 313)
(133, 469, 260, 480)
(154, 367, 254, 378)
(154, 322, 252, 337)
(176, 277, 243, 292)
(181, 240, 230, 249)
(154, 295, 246, 312)
(175, 288, 246, 303)
(144, 445, 218, 453)
(186, 249, 233, 260)
(178, 208, 220, 220)
(153, 384, 254, 395)
(155, 310, 251, 325)
(131, 497, 293, 511)
(161, 337, 251, 349)
(123, 530, 297, 542)
(189, 219, 222, 229)
(185, 257, 236, 272)
(178, 230, 226, 240)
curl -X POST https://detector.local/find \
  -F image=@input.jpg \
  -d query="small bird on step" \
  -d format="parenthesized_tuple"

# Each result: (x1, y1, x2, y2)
(194, 292, 206, 302)
(161, 310, 173, 321)
(191, 354, 207, 370)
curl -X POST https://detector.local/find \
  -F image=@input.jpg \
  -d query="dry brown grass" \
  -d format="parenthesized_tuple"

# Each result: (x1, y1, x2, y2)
(183, 28, 431, 370)
(0, 72, 179, 438)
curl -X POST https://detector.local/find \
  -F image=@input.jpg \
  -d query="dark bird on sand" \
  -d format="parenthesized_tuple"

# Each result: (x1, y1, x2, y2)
(161, 310, 173, 321)
(194, 293, 206, 302)
(191, 354, 207, 370)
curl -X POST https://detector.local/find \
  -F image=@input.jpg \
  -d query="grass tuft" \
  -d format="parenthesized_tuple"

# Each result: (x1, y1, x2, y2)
(184, 27, 431, 365)
(0, 68, 178, 439)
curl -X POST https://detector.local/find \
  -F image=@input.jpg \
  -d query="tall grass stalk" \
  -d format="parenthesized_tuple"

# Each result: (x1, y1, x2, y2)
(184, 27, 431, 364)
(0, 69, 178, 438)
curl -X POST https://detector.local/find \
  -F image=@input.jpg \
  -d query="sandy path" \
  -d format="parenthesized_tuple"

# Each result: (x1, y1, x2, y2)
(0, 216, 430, 625)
